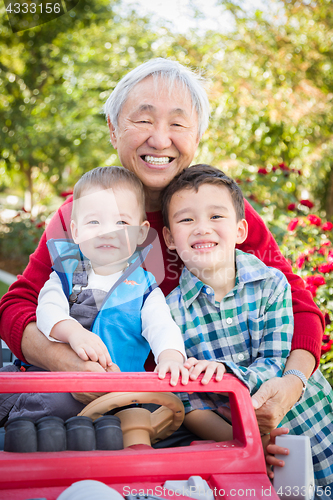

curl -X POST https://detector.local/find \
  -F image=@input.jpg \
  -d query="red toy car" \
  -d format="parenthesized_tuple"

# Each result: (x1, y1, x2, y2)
(0, 372, 280, 500)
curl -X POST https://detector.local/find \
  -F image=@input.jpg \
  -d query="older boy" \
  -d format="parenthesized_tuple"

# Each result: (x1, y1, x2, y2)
(162, 164, 333, 491)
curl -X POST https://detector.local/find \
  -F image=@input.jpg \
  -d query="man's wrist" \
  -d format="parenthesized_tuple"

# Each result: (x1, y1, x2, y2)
(283, 369, 307, 402)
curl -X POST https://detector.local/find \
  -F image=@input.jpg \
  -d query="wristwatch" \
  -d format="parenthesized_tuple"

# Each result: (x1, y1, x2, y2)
(283, 369, 308, 402)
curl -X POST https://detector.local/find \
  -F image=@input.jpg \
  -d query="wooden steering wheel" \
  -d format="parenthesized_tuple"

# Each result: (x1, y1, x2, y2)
(78, 392, 185, 447)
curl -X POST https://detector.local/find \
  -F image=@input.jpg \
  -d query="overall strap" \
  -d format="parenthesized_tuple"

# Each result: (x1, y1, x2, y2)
(69, 258, 91, 304)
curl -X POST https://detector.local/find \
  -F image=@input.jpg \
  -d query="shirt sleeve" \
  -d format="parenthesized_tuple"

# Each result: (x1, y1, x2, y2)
(36, 271, 78, 341)
(141, 287, 186, 363)
(222, 281, 294, 395)
(239, 199, 324, 370)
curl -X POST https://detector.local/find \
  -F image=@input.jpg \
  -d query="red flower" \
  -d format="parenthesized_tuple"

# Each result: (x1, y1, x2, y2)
(279, 163, 289, 171)
(60, 190, 73, 198)
(318, 247, 327, 256)
(258, 168, 268, 175)
(324, 313, 331, 326)
(287, 218, 299, 231)
(36, 221, 45, 228)
(305, 284, 317, 297)
(321, 241, 331, 247)
(304, 275, 325, 286)
(272, 166, 278, 172)
(296, 255, 305, 269)
(287, 203, 297, 211)
(300, 199, 314, 208)
(318, 263, 333, 273)
(321, 339, 333, 354)
(313, 275, 326, 286)
(322, 222, 333, 231)
(307, 214, 321, 226)
(328, 250, 333, 261)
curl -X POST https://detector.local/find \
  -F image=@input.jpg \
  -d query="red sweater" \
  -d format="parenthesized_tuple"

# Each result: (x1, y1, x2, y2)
(0, 197, 324, 368)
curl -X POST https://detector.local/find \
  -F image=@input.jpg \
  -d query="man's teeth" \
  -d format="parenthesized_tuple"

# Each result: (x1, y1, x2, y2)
(193, 243, 217, 249)
(144, 155, 170, 165)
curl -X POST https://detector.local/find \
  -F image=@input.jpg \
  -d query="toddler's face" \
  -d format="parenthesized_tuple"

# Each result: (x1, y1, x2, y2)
(163, 183, 247, 279)
(70, 186, 149, 275)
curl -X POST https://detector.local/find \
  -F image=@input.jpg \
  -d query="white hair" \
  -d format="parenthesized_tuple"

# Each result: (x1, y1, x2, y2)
(104, 58, 210, 138)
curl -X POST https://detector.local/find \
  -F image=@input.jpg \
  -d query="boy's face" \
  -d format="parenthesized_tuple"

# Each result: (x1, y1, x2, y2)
(163, 183, 248, 279)
(70, 186, 149, 275)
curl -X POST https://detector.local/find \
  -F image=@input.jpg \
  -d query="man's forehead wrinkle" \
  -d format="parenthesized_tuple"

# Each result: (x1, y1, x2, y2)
(135, 103, 190, 119)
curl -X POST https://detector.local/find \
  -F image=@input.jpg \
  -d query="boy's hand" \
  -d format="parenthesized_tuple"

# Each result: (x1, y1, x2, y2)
(185, 357, 225, 384)
(155, 349, 189, 386)
(262, 427, 290, 479)
(155, 359, 189, 386)
(67, 325, 112, 369)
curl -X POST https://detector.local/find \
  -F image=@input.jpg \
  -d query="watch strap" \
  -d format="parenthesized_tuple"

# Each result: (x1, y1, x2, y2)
(283, 369, 307, 401)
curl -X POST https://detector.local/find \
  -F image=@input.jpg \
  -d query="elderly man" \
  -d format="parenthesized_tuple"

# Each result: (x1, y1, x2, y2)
(0, 58, 324, 434)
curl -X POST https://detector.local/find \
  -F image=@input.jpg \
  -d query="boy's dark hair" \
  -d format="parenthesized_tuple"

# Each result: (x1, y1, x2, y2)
(72, 166, 146, 221)
(161, 164, 245, 228)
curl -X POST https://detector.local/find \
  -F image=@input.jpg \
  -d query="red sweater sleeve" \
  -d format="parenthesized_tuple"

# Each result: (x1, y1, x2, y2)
(238, 199, 324, 369)
(0, 197, 73, 362)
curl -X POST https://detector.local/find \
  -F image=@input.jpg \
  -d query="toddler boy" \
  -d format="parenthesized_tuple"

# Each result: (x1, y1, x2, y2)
(36, 166, 188, 402)
(162, 164, 333, 490)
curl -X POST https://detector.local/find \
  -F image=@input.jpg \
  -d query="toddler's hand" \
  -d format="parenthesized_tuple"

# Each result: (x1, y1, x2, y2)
(184, 357, 225, 384)
(155, 359, 189, 386)
(262, 427, 289, 479)
(68, 327, 112, 369)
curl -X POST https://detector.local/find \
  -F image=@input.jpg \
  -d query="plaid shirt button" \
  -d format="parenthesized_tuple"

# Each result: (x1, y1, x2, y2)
(226, 317, 232, 324)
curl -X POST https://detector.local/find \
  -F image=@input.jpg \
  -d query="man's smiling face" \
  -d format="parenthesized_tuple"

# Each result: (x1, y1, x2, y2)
(108, 76, 200, 200)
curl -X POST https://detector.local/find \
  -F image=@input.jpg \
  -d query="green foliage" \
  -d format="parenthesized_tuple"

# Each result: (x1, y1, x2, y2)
(0, 211, 46, 269)
(0, 0, 159, 203)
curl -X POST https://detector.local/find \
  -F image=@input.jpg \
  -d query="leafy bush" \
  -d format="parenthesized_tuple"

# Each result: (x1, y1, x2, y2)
(0, 210, 46, 273)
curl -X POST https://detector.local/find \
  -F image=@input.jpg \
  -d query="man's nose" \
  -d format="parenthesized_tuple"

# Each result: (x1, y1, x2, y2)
(146, 123, 172, 150)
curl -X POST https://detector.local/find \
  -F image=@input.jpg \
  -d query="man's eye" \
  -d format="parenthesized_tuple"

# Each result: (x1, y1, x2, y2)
(179, 218, 193, 223)
(116, 220, 128, 226)
(88, 220, 99, 225)
(211, 215, 223, 220)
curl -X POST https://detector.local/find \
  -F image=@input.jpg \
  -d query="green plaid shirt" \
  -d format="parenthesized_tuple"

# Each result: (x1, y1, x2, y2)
(167, 250, 333, 488)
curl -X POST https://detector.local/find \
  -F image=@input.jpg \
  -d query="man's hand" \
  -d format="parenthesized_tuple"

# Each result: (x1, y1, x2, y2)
(22, 322, 107, 372)
(155, 349, 189, 386)
(252, 376, 303, 433)
(184, 357, 226, 384)
(262, 427, 290, 479)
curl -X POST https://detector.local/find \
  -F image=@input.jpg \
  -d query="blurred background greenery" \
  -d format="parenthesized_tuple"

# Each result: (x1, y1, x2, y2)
(1, 0, 333, 380)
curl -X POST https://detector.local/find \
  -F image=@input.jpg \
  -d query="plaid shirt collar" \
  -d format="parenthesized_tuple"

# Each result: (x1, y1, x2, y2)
(179, 249, 272, 309)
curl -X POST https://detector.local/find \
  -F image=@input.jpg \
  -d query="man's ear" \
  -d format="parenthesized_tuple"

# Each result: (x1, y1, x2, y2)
(137, 221, 150, 245)
(107, 116, 117, 149)
(162, 226, 176, 250)
(236, 219, 248, 245)
(70, 220, 79, 244)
